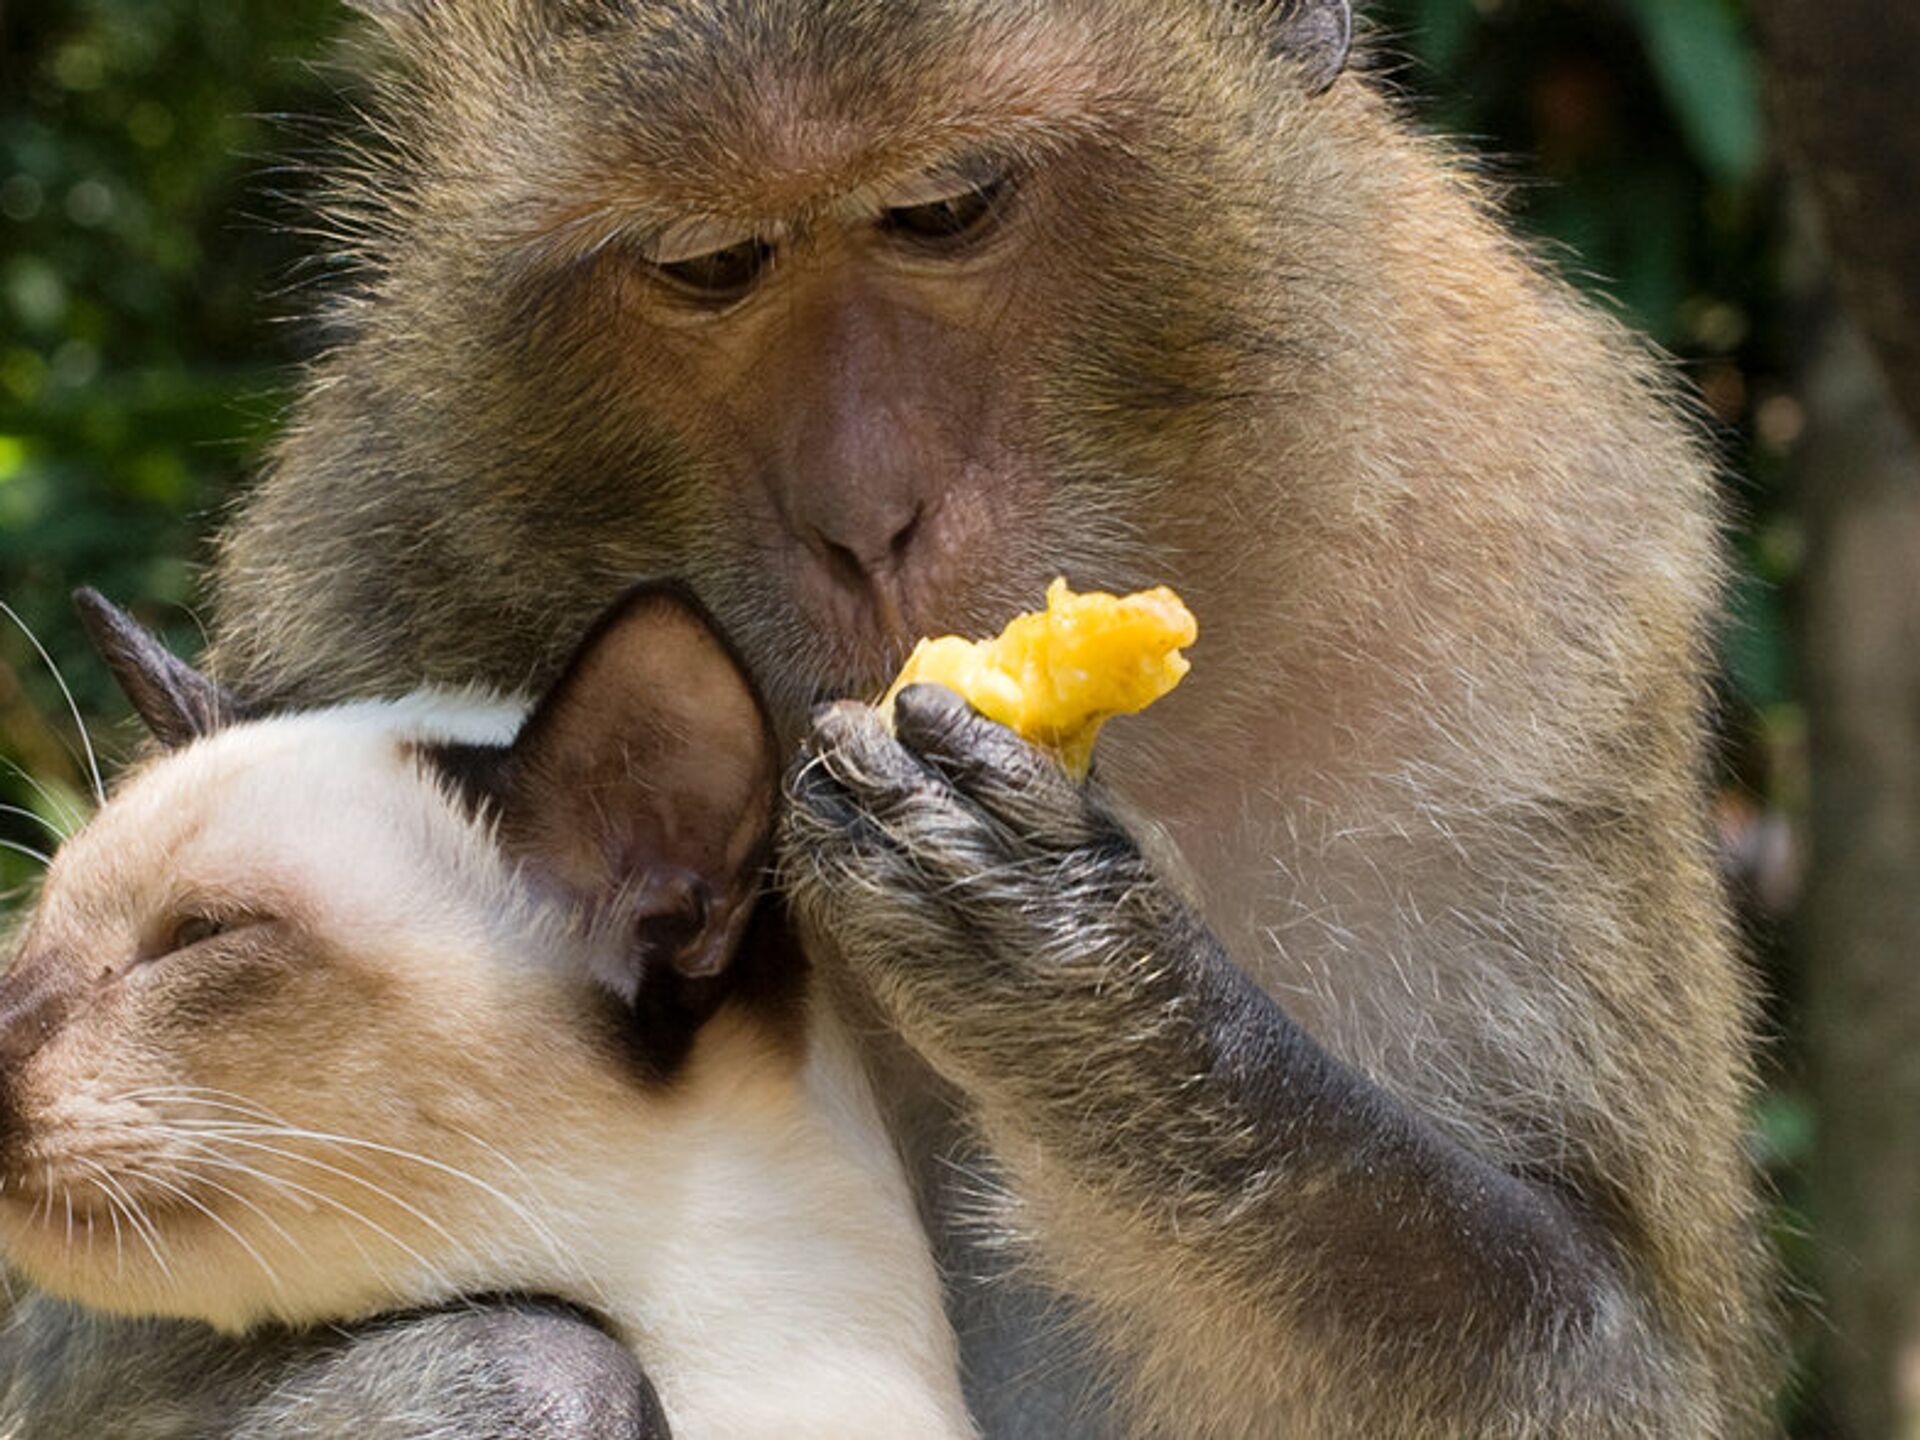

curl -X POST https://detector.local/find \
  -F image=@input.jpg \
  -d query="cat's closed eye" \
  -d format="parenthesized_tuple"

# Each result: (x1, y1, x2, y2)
(166, 916, 226, 952)
(144, 912, 265, 964)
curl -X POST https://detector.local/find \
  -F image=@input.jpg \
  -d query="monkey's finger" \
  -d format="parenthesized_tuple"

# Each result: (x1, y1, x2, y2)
(797, 699, 948, 811)
(782, 716, 995, 932)
(890, 685, 1105, 847)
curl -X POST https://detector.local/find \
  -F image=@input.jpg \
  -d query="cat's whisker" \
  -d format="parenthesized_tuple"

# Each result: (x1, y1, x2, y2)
(163, 1136, 320, 1251)
(74, 1163, 127, 1278)
(123, 1162, 287, 1299)
(163, 1134, 454, 1291)
(169, 1141, 414, 1277)
(171, 1129, 466, 1282)
(116, 1091, 466, 1279)
(158, 1135, 315, 1209)
(163, 1146, 318, 1258)
(0, 838, 51, 870)
(0, 600, 106, 808)
(173, 1119, 577, 1287)
(114, 1089, 569, 1291)
(373, 1117, 591, 1300)
(115, 1086, 288, 1126)
(0, 758, 89, 835)
(82, 1163, 174, 1283)
(0, 804, 69, 844)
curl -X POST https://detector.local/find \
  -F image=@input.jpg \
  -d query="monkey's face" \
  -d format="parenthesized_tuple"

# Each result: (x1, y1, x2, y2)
(342, 0, 1301, 719)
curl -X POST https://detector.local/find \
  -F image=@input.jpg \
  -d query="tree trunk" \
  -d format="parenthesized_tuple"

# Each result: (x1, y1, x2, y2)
(1754, 11, 1920, 1433)
(1757, 2, 1920, 434)
(1796, 307, 1920, 1440)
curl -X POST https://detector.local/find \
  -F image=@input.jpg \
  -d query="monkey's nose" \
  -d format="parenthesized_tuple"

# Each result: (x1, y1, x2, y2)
(808, 503, 924, 644)
(808, 500, 922, 580)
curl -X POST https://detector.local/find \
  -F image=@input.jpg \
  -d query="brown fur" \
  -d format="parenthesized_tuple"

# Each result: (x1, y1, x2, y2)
(138, 0, 1766, 1433)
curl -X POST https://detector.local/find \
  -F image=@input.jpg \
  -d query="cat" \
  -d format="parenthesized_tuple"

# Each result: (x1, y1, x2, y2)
(0, 584, 975, 1440)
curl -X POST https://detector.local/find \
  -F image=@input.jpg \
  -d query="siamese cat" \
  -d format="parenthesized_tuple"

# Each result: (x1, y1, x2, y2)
(0, 585, 974, 1440)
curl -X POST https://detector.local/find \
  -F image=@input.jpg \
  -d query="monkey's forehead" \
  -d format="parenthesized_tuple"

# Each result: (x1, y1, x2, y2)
(369, 1, 1245, 218)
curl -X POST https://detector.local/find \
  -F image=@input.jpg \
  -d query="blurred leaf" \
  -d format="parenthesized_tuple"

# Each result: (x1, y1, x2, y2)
(1753, 1091, 1816, 1168)
(1619, 0, 1765, 183)
(1724, 560, 1792, 712)
(1412, 0, 1480, 72)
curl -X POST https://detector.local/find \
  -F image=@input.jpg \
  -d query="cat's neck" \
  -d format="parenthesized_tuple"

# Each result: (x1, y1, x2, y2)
(508, 994, 975, 1440)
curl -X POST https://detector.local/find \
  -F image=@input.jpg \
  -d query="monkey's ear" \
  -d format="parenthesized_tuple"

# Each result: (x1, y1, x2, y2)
(443, 583, 777, 1005)
(73, 589, 249, 749)
(1259, 0, 1353, 94)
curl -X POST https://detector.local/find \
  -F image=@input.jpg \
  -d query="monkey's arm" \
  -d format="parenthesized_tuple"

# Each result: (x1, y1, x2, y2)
(784, 688, 1718, 1438)
(0, 1295, 669, 1440)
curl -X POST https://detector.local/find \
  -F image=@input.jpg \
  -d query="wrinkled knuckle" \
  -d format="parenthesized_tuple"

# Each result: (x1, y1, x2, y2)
(891, 682, 973, 742)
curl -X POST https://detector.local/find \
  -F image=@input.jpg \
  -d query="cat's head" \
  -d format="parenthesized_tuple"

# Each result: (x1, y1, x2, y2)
(0, 584, 780, 1331)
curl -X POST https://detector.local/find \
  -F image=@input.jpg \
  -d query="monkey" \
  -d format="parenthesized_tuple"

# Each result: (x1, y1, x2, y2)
(0, 0, 1770, 1435)
(0, 586, 974, 1439)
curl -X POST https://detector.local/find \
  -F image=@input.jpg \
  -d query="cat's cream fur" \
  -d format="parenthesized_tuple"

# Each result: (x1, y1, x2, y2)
(0, 691, 973, 1439)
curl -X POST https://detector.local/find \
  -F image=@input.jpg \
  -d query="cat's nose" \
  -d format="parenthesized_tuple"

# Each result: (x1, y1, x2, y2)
(0, 964, 71, 1163)
(0, 967, 69, 1066)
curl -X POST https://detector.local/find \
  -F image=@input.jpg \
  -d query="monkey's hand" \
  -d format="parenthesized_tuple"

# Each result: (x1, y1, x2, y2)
(784, 684, 1211, 1104)
(783, 685, 1685, 1436)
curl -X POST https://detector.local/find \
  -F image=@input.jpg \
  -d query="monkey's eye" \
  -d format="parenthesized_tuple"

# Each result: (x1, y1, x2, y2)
(652, 240, 775, 303)
(640, 221, 776, 306)
(880, 170, 1016, 252)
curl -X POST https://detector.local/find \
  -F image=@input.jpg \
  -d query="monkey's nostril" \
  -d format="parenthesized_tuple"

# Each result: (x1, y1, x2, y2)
(802, 506, 925, 651)
(819, 537, 871, 593)
(888, 504, 924, 565)
(811, 501, 923, 584)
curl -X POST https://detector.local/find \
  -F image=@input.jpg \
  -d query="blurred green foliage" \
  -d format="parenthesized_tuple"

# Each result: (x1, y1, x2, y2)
(0, 0, 1821, 1426)
(0, 0, 340, 863)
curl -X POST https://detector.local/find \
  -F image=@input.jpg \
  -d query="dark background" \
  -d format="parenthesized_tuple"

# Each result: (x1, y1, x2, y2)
(2, 1, 1911, 1432)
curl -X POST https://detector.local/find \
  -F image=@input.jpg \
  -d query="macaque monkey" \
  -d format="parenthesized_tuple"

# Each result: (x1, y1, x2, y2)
(0, 0, 1768, 1435)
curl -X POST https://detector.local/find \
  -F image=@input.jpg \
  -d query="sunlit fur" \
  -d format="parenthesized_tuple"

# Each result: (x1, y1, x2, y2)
(180, 0, 1769, 1434)
(0, 698, 973, 1439)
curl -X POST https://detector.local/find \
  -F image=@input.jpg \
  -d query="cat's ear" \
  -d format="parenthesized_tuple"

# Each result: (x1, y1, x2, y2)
(73, 589, 250, 749)
(435, 583, 777, 1005)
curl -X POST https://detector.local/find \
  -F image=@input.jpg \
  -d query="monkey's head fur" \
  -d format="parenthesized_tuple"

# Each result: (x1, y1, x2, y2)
(208, 1, 1767, 1425)
(214, 0, 1382, 725)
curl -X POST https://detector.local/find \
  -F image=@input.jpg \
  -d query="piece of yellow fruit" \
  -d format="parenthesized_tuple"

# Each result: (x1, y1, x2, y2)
(879, 578, 1197, 777)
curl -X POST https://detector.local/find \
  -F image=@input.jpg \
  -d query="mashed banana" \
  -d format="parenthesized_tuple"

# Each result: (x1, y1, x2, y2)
(879, 578, 1197, 776)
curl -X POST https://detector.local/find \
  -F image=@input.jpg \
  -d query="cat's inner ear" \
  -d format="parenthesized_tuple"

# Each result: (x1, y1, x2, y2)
(447, 583, 777, 1003)
(73, 588, 249, 749)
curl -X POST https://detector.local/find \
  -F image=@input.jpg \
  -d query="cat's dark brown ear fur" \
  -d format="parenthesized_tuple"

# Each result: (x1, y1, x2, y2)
(432, 582, 778, 1008)
(73, 589, 249, 749)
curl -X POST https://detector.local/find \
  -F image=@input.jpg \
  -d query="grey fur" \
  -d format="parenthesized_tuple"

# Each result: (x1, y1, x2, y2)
(0, 1295, 666, 1440)
(780, 688, 1698, 1436)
